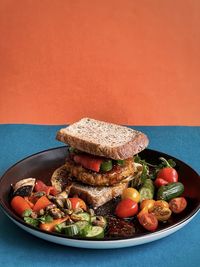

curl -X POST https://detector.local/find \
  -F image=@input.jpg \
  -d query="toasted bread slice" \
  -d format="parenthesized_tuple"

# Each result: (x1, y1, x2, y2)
(56, 118, 149, 160)
(69, 181, 129, 208)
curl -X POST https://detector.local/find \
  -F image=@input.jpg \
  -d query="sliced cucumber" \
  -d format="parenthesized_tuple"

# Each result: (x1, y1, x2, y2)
(75, 221, 91, 237)
(64, 224, 79, 237)
(139, 179, 155, 202)
(86, 226, 104, 239)
(157, 182, 184, 201)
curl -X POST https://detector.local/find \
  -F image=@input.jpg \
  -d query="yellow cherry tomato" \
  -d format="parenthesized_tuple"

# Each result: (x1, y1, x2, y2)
(140, 199, 155, 211)
(154, 200, 169, 209)
(122, 188, 140, 203)
(149, 200, 171, 221)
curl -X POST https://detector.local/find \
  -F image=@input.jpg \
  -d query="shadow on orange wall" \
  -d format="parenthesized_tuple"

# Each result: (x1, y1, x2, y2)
(0, 0, 199, 125)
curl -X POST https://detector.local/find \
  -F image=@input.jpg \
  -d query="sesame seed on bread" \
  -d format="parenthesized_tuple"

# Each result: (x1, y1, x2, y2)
(56, 118, 149, 160)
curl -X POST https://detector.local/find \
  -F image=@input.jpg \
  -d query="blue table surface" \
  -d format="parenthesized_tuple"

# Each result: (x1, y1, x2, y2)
(0, 124, 199, 267)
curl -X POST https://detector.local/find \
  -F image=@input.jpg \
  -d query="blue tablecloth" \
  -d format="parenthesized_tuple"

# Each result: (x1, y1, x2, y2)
(0, 125, 199, 267)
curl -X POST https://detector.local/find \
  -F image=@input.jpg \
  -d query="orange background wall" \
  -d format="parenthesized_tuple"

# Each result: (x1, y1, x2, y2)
(0, 0, 199, 125)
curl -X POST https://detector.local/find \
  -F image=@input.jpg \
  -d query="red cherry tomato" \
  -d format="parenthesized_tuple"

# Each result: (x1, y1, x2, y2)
(169, 197, 187, 214)
(157, 167, 178, 183)
(154, 178, 169, 187)
(138, 213, 158, 232)
(73, 155, 103, 172)
(115, 199, 138, 218)
(68, 197, 87, 211)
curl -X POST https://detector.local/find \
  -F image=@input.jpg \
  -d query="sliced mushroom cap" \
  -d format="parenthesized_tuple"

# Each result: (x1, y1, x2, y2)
(51, 164, 72, 193)
(12, 178, 36, 197)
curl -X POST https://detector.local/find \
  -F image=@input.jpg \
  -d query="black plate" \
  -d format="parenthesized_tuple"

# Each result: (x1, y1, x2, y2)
(0, 146, 200, 243)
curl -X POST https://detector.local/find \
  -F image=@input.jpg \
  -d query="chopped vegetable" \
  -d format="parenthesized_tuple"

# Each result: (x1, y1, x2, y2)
(64, 224, 79, 237)
(33, 196, 52, 212)
(122, 188, 140, 203)
(100, 160, 113, 172)
(139, 179, 154, 202)
(35, 180, 57, 196)
(154, 178, 168, 188)
(169, 197, 187, 214)
(115, 199, 138, 218)
(157, 182, 184, 201)
(68, 198, 87, 211)
(149, 201, 172, 221)
(138, 213, 158, 232)
(75, 221, 92, 237)
(73, 154, 103, 172)
(140, 199, 155, 210)
(11, 196, 32, 217)
(116, 160, 124, 166)
(39, 217, 69, 232)
(86, 226, 104, 239)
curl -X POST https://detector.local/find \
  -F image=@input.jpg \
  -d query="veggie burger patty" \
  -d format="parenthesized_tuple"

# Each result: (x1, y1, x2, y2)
(64, 158, 135, 186)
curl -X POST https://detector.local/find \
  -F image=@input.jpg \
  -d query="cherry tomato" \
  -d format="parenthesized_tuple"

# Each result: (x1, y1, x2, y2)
(157, 167, 178, 183)
(149, 200, 171, 221)
(138, 213, 158, 232)
(137, 207, 149, 219)
(122, 188, 140, 203)
(140, 199, 155, 210)
(69, 197, 87, 211)
(154, 200, 169, 209)
(154, 178, 169, 187)
(169, 197, 187, 214)
(73, 154, 103, 172)
(115, 199, 138, 218)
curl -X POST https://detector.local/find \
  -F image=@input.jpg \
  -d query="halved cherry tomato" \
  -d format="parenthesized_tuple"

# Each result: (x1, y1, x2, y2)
(169, 197, 187, 214)
(153, 200, 169, 209)
(138, 213, 158, 232)
(73, 154, 103, 172)
(157, 167, 178, 183)
(122, 188, 140, 203)
(149, 200, 171, 221)
(68, 197, 87, 211)
(154, 178, 169, 188)
(140, 199, 155, 210)
(115, 199, 138, 218)
(34, 180, 57, 196)
(137, 207, 149, 219)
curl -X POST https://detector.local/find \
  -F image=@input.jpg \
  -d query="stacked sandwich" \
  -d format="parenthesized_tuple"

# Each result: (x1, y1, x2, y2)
(51, 118, 149, 208)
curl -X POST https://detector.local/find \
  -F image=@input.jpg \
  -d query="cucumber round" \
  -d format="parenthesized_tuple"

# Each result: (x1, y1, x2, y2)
(86, 226, 104, 239)
(157, 182, 184, 201)
(75, 221, 91, 237)
(139, 179, 155, 202)
(64, 224, 79, 237)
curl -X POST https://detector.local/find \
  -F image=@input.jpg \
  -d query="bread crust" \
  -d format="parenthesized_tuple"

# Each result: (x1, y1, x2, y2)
(56, 118, 149, 160)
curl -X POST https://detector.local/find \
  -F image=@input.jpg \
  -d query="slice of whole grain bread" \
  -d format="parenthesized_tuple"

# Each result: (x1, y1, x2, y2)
(56, 118, 149, 160)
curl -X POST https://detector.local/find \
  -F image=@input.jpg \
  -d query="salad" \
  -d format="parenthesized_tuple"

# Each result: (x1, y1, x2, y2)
(10, 156, 187, 239)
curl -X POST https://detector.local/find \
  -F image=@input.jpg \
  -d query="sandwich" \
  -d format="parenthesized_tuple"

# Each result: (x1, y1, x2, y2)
(51, 118, 149, 208)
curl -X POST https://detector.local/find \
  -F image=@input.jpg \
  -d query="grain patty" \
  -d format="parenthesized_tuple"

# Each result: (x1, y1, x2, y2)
(64, 158, 134, 186)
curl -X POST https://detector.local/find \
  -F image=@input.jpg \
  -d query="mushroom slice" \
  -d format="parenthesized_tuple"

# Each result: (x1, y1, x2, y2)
(51, 165, 72, 193)
(13, 178, 36, 197)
